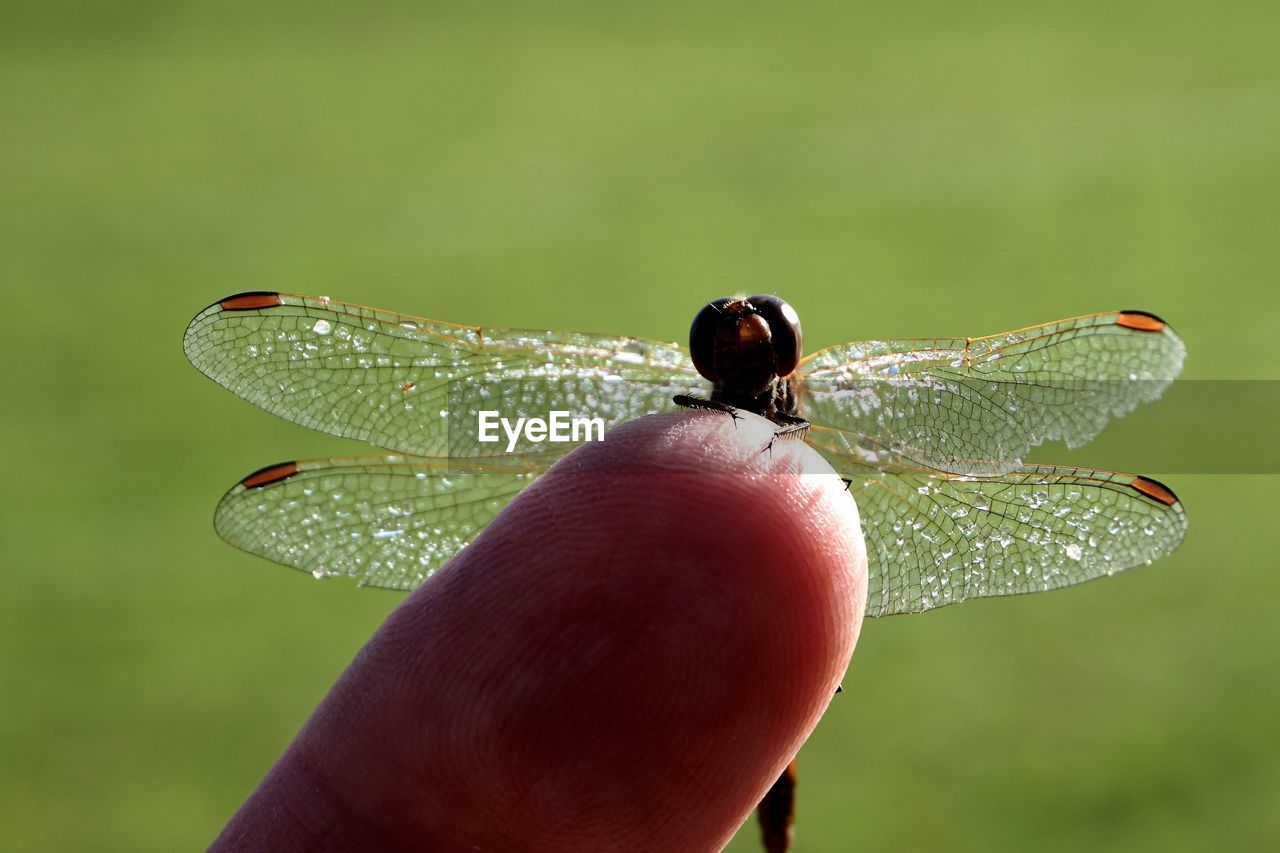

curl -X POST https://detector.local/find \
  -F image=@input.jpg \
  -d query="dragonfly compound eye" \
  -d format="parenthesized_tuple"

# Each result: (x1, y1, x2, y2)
(689, 296, 790, 396)
(689, 296, 737, 383)
(746, 294, 803, 377)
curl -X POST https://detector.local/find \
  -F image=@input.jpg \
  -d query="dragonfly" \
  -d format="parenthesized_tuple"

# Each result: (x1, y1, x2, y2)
(185, 291, 1187, 853)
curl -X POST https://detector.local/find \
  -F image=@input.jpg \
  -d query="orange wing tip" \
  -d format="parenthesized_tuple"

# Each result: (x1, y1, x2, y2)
(1129, 475, 1179, 507)
(1116, 311, 1166, 332)
(240, 461, 300, 489)
(220, 292, 284, 311)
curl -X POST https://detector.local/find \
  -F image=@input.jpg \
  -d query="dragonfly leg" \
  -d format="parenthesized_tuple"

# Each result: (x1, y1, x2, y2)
(762, 413, 810, 456)
(673, 394, 740, 426)
(757, 761, 797, 853)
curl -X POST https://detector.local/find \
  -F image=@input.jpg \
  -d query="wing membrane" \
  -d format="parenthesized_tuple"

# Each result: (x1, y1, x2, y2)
(222, 447, 1186, 607)
(824, 443, 1188, 617)
(214, 455, 546, 588)
(800, 311, 1185, 474)
(196, 297, 1189, 611)
(184, 292, 701, 457)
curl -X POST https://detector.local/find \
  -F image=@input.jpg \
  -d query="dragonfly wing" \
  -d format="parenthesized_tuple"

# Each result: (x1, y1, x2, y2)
(185, 292, 702, 457)
(214, 455, 548, 589)
(800, 310, 1185, 474)
(821, 442, 1188, 617)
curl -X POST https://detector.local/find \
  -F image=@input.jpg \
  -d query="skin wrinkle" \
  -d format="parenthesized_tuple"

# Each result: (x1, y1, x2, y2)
(213, 412, 867, 853)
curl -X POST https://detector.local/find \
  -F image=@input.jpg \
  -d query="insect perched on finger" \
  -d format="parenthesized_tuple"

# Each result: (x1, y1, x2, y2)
(187, 291, 1186, 852)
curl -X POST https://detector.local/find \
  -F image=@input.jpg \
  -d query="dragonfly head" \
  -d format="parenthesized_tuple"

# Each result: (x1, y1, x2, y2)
(689, 295, 803, 396)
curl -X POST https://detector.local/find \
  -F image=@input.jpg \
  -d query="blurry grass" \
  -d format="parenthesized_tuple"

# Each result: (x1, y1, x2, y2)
(1, 1, 1278, 850)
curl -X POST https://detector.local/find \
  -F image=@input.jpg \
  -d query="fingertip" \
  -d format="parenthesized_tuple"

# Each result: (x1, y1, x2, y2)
(227, 411, 868, 852)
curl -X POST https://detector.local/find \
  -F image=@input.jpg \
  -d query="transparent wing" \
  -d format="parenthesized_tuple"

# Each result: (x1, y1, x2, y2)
(821, 438, 1188, 617)
(800, 310, 1185, 474)
(214, 455, 548, 588)
(184, 292, 702, 457)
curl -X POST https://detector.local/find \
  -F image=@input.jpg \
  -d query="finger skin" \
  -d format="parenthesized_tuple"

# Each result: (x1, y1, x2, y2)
(212, 411, 868, 852)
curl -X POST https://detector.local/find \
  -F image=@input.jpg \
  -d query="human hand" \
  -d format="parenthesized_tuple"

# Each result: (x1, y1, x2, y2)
(211, 411, 868, 852)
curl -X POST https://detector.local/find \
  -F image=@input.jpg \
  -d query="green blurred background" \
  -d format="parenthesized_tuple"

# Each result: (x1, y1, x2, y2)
(3, 1, 1277, 850)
